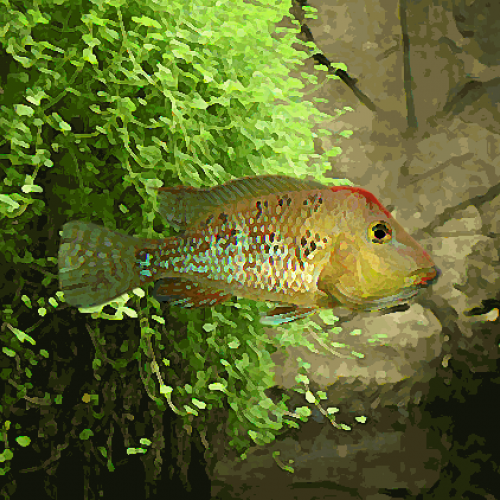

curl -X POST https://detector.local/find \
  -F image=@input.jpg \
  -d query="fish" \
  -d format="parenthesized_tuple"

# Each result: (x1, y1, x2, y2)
(58, 175, 441, 325)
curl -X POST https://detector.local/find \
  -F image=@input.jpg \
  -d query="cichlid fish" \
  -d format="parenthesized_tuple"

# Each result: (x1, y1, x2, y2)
(58, 175, 440, 325)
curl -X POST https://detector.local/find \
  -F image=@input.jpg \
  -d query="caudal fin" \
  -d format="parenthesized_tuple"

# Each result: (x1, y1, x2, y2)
(58, 221, 146, 308)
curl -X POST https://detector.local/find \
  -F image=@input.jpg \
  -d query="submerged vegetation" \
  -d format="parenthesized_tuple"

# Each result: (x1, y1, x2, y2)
(0, 0, 352, 492)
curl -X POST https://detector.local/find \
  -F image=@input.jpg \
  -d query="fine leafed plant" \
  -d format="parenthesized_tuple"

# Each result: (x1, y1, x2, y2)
(0, 0, 351, 491)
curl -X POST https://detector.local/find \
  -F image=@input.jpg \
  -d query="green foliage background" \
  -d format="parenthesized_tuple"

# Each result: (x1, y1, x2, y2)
(0, 0, 350, 486)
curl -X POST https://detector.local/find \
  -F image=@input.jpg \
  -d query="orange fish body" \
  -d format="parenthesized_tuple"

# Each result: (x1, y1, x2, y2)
(58, 175, 440, 324)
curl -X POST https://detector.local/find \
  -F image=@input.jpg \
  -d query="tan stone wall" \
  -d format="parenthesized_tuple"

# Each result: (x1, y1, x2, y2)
(213, 2, 500, 498)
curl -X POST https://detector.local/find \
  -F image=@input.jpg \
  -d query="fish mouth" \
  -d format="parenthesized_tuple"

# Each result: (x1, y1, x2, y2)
(364, 266, 442, 312)
(330, 266, 441, 314)
(411, 266, 441, 288)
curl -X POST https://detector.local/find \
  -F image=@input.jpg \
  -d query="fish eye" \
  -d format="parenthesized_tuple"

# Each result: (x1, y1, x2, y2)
(368, 221, 392, 244)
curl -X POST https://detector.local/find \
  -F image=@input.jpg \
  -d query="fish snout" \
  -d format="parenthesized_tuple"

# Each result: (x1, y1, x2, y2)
(414, 266, 441, 287)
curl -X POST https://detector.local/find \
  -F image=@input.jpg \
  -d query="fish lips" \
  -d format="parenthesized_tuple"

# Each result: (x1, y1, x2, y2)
(332, 266, 442, 316)
(376, 266, 441, 315)
(413, 266, 442, 288)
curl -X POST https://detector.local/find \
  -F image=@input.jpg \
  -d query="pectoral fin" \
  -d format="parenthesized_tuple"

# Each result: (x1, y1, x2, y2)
(260, 305, 317, 325)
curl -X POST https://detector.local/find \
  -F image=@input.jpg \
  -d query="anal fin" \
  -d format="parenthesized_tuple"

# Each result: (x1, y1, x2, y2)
(260, 305, 317, 325)
(153, 278, 232, 308)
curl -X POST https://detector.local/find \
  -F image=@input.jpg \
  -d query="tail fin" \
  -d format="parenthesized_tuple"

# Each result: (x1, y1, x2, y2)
(58, 221, 147, 308)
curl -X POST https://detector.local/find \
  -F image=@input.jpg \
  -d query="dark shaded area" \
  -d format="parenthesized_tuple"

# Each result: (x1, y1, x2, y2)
(410, 358, 500, 499)
(2, 299, 212, 499)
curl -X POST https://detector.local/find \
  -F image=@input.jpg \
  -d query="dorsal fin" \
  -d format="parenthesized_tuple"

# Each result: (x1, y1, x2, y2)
(153, 175, 328, 231)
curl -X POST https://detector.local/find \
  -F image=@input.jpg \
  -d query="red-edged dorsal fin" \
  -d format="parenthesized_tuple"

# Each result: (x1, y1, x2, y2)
(329, 186, 392, 218)
(153, 278, 232, 308)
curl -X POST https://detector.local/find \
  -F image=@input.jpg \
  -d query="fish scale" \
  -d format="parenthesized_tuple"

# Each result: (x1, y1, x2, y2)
(59, 175, 440, 324)
(138, 189, 335, 307)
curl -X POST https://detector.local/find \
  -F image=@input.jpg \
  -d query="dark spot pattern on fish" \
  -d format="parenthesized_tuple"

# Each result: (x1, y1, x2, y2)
(255, 201, 263, 219)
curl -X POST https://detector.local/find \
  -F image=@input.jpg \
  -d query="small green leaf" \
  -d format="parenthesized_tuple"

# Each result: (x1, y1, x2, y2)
(160, 385, 172, 395)
(208, 382, 226, 392)
(14, 104, 34, 116)
(316, 391, 327, 400)
(184, 405, 199, 416)
(132, 16, 162, 29)
(0, 449, 14, 462)
(26, 90, 49, 106)
(305, 391, 316, 404)
(83, 47, 97, 65)
(127, 447, 147, 455)
(22, 184, 44, 193)
(192, 398, 206, 409)
(79, 429, 94, 440)
(15, 436, 31, 447)
(295, 406, 311, 418)
(326, 407, 339, 415)
(21, 295, 32, 308)
(0, 195, 20, 210)
(248, 430, 258, 441)
(120, 307, 137, 318)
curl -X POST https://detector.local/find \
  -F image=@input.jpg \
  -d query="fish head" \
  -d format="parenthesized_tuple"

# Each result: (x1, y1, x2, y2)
(318, 188, 440, 312)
